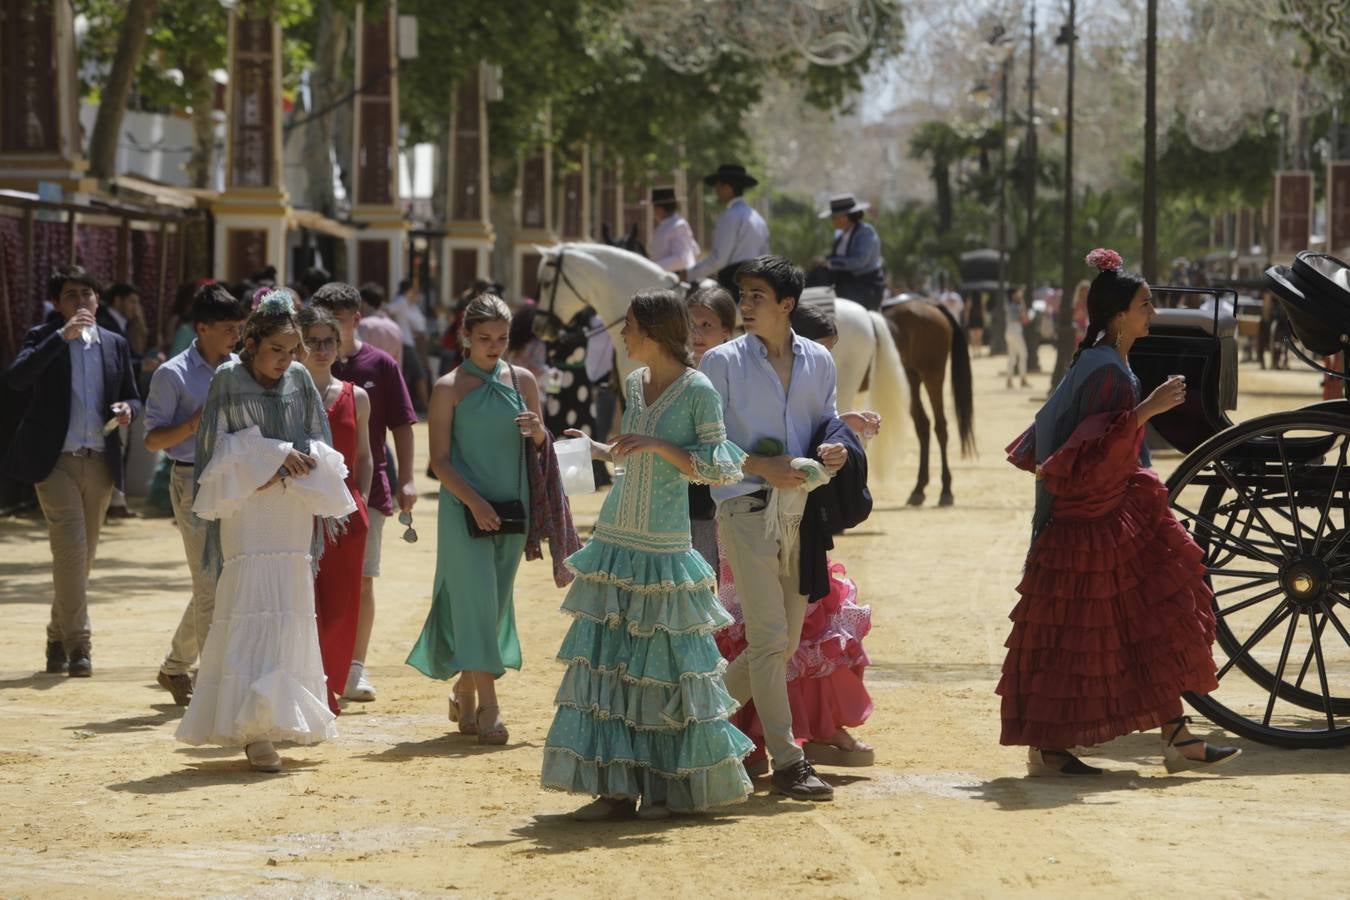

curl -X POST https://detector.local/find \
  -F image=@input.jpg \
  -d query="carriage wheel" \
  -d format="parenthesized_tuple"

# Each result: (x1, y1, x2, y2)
(1166, 410, 1350, 748)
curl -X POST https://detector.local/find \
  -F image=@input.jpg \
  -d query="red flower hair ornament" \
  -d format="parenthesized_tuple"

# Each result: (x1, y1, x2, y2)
(1085, 247, 1123, 272)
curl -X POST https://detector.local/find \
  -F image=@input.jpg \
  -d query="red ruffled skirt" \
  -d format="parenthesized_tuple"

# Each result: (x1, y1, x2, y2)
(997, 469, 1218, 748)
(717, 560, 873, 751)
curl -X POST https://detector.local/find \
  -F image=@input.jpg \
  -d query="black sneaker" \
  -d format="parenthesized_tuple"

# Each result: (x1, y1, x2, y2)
(67, 646, 92, 678)
(45, 641, 67, 674)
(770, 759, 834, 801)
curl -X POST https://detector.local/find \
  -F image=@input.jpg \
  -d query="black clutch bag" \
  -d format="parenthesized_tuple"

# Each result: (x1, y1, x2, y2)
(464, 363, 528, 539)
(465, 499, 527, 538)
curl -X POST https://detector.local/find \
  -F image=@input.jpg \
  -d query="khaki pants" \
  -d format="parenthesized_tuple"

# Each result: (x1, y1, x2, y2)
(161, 464, 217, 676)
(34, 452, 113, 653)
(717, 493, 808, 770)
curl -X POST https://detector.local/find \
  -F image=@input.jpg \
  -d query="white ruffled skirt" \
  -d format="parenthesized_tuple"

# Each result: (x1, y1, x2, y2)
(176, 427, 354, 747)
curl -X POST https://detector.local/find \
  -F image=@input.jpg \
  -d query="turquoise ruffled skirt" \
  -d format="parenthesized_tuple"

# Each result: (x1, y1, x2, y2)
(541, 539, 754, 812)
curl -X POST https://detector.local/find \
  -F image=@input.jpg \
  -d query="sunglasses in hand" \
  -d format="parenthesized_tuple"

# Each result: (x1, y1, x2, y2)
(399, 510, 418, 544)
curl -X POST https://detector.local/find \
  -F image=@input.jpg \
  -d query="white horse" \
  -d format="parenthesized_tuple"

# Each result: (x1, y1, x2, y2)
(533, 242, 905, 482)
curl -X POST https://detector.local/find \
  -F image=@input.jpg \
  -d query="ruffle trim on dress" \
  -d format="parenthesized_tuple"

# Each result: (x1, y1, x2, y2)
(544, 705, 753, 770)
(732, 665, 874, 747)
(540, 750, 752, 812)
(553, 660, 741, 731)
(553, 655, 730, 688)
(564, 538, 718, 594)
(560, 578, 732, 637)
(176, 668, 336, 747)
(684, 439, 747, 487)
(555, 618, 732, 681)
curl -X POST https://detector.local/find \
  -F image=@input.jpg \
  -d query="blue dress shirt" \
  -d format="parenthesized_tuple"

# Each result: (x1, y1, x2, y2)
(698, 331, 838, 504)
(827, 221, 882, 275)
(689, 198, 771, 281)
(143, 341, 237, 463)
(62, 335, 108, 453)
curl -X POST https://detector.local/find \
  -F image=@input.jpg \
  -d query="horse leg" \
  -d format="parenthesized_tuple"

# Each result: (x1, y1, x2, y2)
(905, 368, 930, 506)
(924, 372, 954, 506)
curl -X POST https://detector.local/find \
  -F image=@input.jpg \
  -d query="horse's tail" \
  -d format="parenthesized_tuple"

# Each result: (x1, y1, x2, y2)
(866, 309, 906, 483)
(933, 302, 976, 457)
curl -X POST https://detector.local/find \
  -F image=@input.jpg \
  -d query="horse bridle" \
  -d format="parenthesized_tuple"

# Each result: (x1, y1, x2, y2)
(538, 247, 627, 339)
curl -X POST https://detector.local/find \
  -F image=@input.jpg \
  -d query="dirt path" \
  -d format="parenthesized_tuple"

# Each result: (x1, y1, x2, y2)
(2, 352, 1346, 898)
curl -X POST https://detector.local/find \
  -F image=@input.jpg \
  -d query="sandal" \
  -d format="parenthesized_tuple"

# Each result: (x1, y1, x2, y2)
(804, 729, 876, 767)
(571, 797, 637, 822)
(1161, 716, 1242, 773)
(245, 741, 282, 773)
(1026, 748, 1103, 777)
(476, 704, 509, 746)
(448, 681, 478, 735)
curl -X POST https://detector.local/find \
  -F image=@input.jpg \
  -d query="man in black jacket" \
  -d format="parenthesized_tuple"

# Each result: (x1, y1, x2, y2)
(5, 266, 141, 677)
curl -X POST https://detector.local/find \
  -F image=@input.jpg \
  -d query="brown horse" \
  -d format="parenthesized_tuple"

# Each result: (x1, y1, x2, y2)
(882, 299, 976, 506)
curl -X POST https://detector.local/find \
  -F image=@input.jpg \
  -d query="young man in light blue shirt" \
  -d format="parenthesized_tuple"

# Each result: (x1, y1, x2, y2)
(699, 256, 847, 801)
(143, 283, 248, 705)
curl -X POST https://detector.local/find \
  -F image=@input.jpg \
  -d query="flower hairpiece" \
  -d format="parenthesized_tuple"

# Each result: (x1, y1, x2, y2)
(253, 287, 296, 316)
(1085, 248, 1123, 272)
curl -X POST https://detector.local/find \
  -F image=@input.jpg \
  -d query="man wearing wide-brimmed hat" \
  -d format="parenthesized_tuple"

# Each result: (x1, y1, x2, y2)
(689, 163, 770, 295)
(648, 187, 700, 277)
(821, 192, 886, 310)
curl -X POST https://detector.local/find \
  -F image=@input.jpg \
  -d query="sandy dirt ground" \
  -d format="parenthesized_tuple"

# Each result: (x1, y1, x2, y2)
(3, 348, 1349, 899)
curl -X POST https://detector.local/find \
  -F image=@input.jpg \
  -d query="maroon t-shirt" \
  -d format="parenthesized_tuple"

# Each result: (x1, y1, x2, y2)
(332, 342, 417, 516)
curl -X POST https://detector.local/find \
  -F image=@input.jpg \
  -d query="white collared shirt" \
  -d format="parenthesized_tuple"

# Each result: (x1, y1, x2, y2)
(650, 214, 700, 273)
(689, 198, 770, 280)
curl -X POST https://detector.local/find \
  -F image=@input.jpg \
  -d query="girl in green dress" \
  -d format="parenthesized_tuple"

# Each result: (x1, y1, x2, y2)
(406, 294, 547, 745)
(541, 289, 753, 820)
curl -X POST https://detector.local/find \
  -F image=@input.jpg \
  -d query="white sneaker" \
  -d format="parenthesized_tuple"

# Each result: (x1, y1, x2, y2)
(343, 662, 376, 702)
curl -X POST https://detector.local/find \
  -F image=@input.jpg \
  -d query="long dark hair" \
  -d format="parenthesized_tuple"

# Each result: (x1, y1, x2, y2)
(240, 288, 304, 367)
(1071, 267, 1148, 366)
(630, 288, 693, 366)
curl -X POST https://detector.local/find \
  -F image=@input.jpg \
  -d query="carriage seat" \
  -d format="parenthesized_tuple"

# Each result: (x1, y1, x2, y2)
(1150, 306, 1238, 338)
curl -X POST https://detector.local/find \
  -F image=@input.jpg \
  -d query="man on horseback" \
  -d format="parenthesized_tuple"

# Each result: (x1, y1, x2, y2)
(820, 193, 887, 311)
(688, 164, 770, 298)
(648, 187, 700, 278)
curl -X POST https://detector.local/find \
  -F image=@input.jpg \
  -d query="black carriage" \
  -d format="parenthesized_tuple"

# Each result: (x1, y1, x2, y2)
(1132, 251, 1350, 748)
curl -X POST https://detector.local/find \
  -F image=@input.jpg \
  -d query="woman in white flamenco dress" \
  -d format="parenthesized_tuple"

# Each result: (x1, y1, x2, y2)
(175, 294, 355, 772)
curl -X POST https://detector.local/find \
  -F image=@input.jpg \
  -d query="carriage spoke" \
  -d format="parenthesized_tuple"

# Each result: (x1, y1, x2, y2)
(1321, 603, 1350, 656)
(1312, 441, 1349, 553)
(1212, 461, 1291, 560)
(1216, 601, 1293, 681)
(1276, 436, 1306, 554)
(1294, 613, 1329, 690)
(1261, 502, 1321, 546)
(1308, 611, 1338, 731)
(1217, 585, 1286, 617)
(1261, 612, 1301, 727)
(1212, 574, 1281, 598)
(1209, 569, 1281, 580)
(1172, 500, 1282, 566)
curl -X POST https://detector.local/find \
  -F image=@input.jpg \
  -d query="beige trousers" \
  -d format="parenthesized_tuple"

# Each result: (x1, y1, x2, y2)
(161, 464, 217, 676)
(717, 493, 808, 770)
(34, 452, 113, 653)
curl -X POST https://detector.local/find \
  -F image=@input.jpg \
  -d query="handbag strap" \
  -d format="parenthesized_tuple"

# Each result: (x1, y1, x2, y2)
(505, 361, 526, 501)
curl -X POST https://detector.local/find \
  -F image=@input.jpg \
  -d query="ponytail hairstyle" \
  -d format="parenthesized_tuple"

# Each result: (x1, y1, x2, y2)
(1071, 248, 1148, 367)
(240, 287, 304, 366)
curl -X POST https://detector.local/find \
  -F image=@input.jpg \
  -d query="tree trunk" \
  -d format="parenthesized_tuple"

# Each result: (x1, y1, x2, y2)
(934, 163, 953, 234)
(299, 0, 349, 216)
(183, 55, 215, 189)
(88, 0, 160, 180)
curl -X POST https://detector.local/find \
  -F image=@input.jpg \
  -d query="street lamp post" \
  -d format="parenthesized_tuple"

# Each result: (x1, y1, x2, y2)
(1024, 2, 1040, 372)
(1143, 0, 1158, 281)
(1053, 0, 1078, 386)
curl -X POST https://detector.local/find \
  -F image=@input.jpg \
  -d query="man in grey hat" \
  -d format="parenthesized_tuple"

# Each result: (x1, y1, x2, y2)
(648, 186, 700, 277)
(822, 193, 886, 310)
(689, 163, 770, 295)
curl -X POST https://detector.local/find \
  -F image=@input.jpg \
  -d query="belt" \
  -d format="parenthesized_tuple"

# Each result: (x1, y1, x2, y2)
(64, 447, 104, 458)
(172, 460, 194, 468)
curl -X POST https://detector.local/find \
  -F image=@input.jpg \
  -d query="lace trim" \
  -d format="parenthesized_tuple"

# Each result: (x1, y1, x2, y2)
(564, 561, 718, 595)
(540, 745, 754, 779)
(221, 550, 313, 566)
(560, 605, 725, 637)
(554, 656, 730, 687)
(688, 452, 743, 487)
(553, 701, 743, 732)
(696, 421, 727, 441)
(590, 523, 694, 552)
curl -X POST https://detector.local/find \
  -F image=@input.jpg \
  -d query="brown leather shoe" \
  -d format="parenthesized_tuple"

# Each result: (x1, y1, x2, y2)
(157, 670, 193, 706)
(67, 646, 92, 678)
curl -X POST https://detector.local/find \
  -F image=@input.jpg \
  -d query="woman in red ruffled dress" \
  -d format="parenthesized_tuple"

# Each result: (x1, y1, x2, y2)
(999, 249, 1242, 776)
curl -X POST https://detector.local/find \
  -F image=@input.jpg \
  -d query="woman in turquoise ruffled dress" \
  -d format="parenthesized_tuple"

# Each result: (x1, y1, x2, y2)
(541, 289, 753, 821)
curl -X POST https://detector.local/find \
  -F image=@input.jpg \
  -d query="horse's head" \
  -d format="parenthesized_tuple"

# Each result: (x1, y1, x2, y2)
(533, 243, 601, 342)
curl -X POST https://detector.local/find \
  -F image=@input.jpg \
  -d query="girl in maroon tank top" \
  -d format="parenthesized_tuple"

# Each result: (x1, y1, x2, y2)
(300, 307, 373, 713)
